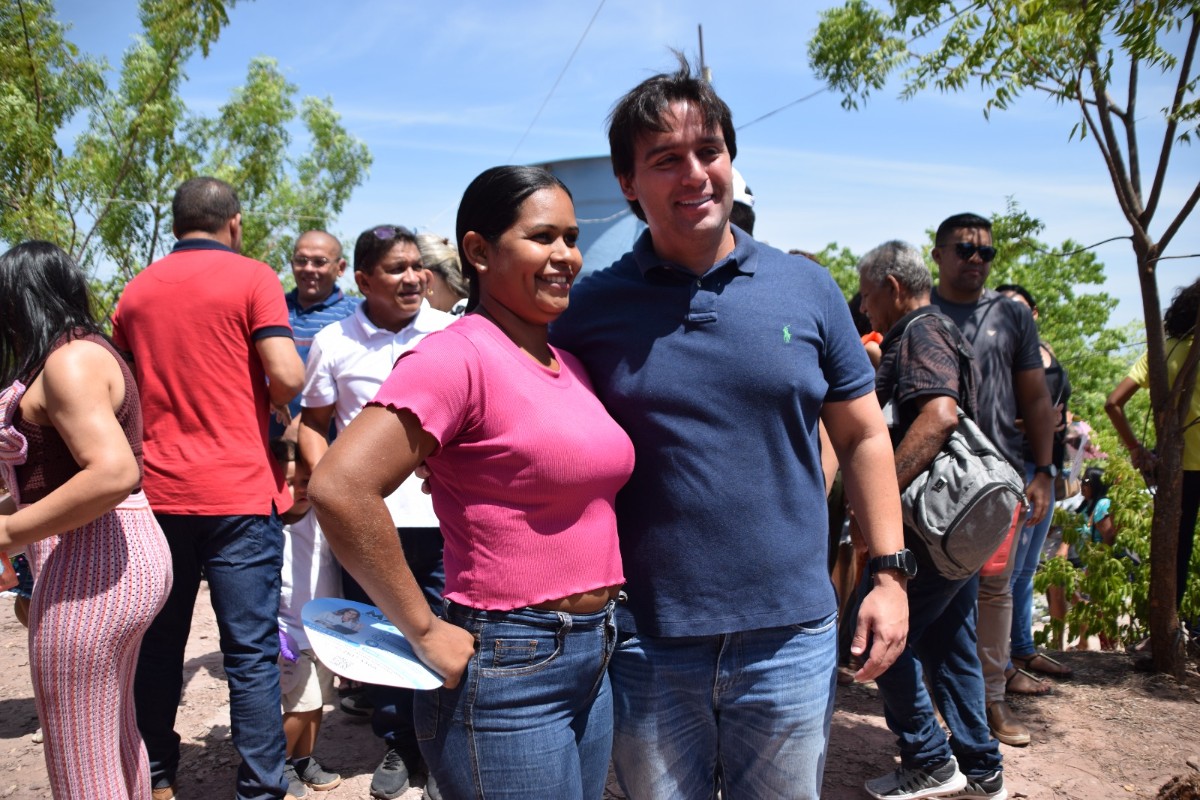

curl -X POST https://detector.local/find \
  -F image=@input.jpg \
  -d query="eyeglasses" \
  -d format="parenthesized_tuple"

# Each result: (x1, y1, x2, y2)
(291, 256, 332, 268)
(953, 242, 997, 262)
(372, 225, 414, 241)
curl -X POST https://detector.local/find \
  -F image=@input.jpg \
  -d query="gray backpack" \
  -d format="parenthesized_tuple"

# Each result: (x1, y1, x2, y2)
(897, 314, 1027, 580)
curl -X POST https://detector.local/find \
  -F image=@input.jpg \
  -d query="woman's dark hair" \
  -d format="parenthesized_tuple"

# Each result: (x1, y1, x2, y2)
(0, 241, 104, 385)
(995, 283, 1037, 314)
(1079, 466, 1108, 515)
(1164, 277, 1200, 339)
(455, 165, 573, 313)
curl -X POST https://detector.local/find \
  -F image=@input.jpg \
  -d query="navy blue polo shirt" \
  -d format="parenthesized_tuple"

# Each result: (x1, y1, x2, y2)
(552, 228, 874, 637)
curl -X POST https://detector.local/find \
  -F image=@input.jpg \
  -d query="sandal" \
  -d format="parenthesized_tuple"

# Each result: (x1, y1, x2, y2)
(1012, 650, 1074, 679)
(1005, 666, 1053, 696)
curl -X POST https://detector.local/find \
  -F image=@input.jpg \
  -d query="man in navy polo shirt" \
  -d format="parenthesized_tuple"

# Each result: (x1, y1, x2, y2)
(551, 60, 910, 800)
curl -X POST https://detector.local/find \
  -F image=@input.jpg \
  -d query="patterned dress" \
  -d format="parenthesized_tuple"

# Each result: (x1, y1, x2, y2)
(0, 334, 173, 799)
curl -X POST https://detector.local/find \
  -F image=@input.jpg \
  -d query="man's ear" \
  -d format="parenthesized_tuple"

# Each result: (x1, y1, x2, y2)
(617, 173, 637, 203)
(335, 258, 347, 277)
(462, 231, 488, 273)
(353, 268, 370, 295)
(930, 244, 944, 267)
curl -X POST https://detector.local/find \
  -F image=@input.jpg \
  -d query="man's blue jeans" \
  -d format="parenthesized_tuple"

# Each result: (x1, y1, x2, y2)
(871, 568, 1002, 780)
(340, 526, 444, 758)
(134, 513, 287, 800)
(415, 600, 617, 799)
(1010, 461, 1056, 658)
(609, 607, 838, 800)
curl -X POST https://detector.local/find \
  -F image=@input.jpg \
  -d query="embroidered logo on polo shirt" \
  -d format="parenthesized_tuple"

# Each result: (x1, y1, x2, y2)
(782, 325, 793, 344)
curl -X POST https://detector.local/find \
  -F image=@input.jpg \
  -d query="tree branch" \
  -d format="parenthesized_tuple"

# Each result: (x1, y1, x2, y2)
(1143, 10, 1199, 227)
(1077, 65, 1146, 240)
(1086, 50, 1147, 224)
(1156, 179, 1200, 255)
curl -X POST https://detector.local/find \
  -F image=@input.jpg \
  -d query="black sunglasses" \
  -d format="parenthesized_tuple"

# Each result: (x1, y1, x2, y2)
(953, 242, 997, 262)
(373, 224, 414, 241)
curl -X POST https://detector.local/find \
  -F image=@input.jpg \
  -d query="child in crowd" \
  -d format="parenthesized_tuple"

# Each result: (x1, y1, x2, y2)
(271, 437, 343, 797)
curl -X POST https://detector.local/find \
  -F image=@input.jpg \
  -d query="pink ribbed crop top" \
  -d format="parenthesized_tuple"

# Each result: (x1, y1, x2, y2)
(370, 313, 633, 610)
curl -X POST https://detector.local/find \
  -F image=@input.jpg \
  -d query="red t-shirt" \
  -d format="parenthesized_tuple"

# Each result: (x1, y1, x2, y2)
(112, 241, 292, 515)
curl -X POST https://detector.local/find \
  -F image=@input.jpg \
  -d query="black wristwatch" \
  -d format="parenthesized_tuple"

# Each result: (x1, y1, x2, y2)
(869, 548, 918, 579)
(1034, 464, 1058, 478)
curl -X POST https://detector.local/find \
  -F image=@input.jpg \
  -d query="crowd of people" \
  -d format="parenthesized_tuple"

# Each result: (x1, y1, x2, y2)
(0, 57, 1196, 800)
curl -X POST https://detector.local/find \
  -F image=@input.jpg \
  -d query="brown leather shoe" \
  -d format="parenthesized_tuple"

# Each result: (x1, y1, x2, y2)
(987, 700, 1031, 747)
(151, 786, 176, 800)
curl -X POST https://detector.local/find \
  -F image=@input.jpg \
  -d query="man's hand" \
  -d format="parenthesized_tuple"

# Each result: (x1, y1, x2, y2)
(850, 572, 909, 682)
(271, 402, 293, 427)
(1025, 472, 1052, 525)
(410, 617, 476, 689)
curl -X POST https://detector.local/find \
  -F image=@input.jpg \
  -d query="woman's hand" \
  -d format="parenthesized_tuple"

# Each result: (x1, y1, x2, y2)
(411, 617, 476, 689)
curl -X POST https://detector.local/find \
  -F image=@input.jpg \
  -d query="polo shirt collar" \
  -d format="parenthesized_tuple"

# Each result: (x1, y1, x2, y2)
(353, 300, 440, 338)
(288, 286, 347, 314)
(631, 225, 757, 281)
(171, 238, 236, 255)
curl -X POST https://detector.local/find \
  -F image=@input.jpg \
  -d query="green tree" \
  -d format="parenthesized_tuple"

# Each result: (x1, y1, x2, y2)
(1, 0, 372, 317)
(811, 0, 1200, 676)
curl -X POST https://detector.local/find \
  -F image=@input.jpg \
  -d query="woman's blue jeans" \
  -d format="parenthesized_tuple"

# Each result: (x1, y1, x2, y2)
(415, 600, 617, 800)
(1010, 461, 1056, 658)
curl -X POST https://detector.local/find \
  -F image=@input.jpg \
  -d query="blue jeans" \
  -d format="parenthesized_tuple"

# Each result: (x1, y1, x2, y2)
(134, 513, 287, 800)
(609, 607, 838, 800)
(870, 568, 1002, 780)
(341, 527, 445, 757)
(415, 600, 617, 800)
(1010, 462, 1056, 658)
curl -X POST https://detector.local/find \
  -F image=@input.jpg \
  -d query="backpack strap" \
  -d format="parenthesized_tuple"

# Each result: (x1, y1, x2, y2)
(896, 311, 978, 421)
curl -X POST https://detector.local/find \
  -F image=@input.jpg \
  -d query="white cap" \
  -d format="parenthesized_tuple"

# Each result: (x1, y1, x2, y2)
(732, 167, 754, 208)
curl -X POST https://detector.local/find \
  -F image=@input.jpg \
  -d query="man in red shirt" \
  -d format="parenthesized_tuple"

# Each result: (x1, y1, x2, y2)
(113, 176, 305, 800)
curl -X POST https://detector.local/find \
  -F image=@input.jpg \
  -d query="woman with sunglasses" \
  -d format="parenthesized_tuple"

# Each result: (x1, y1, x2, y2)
(309, 165, 634, 800)
(0, 241, 172, 799)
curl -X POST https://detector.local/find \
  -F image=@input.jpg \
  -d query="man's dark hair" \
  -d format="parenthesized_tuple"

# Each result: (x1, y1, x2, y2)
(455, 165, 572, 313)
(1164, 277, 1200, 339)
(730, 203, 756, 236)
(172, 177, 240, 236)
(607, 53, 737, 222)
(996, 283, 1037, 313)
(935, 212, 991, 246)
(353, 225, 418, 275)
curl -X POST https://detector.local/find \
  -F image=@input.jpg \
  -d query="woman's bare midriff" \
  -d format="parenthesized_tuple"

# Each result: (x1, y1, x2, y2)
(531, 584, 622, 614)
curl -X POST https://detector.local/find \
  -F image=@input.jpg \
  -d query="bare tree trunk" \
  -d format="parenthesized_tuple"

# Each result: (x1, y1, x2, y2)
(1135, 244, 1188, 678)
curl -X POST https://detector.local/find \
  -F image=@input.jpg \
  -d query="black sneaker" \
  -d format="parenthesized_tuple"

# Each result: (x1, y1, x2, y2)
(339, 691, 373, 717)
(292, 756, 342, 791)
(942, 769, 1007, 800)
(282, 764, 307, 799)
(864, 756, 967, 799)
(370, 747, 420, 799)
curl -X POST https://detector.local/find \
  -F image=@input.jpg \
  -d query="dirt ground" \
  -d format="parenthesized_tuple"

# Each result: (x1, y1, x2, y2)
(2, 582, 1199, 799)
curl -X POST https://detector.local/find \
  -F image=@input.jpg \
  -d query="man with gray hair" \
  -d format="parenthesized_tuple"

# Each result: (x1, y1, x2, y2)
(856, 240, 1006, 800)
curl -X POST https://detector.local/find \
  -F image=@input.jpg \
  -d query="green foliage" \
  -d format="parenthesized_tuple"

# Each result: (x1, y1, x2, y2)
(811, 242, 862, 300)
(810, 0, 1199, 139)
(1032, 423, 1200, 650)
(0, 0, 372, 317)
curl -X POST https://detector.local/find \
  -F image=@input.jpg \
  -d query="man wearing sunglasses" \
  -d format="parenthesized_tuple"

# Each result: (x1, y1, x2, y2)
(931, 212, 1057, 749)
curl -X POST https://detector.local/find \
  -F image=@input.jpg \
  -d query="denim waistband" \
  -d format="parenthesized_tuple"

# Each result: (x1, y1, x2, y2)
(444, 599, 615, 631)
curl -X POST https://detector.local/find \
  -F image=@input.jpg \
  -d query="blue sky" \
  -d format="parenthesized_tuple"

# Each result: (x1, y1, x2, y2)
(52, 0, 1199, 327)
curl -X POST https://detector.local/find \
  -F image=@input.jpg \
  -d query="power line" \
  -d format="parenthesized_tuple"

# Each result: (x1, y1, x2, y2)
(737, 88, 827, 131)
(509, 0, 606, 161)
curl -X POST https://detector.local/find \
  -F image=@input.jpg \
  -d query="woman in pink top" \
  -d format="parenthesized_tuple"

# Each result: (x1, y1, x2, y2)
(309, 165, 635, 800)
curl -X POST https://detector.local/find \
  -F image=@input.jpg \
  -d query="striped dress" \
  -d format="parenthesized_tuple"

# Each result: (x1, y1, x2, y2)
(0, 333, 173, 800)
